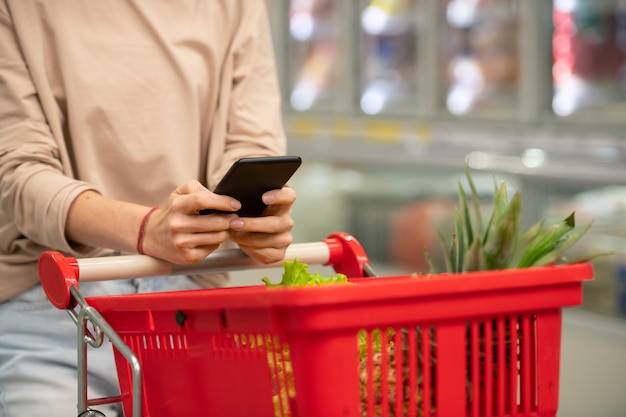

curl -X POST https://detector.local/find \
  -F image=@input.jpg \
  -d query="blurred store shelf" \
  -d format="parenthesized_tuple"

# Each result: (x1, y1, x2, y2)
(289, 138, 626, 187)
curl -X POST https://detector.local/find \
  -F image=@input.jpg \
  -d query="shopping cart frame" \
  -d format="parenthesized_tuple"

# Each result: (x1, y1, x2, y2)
(38, 232, 370, 417)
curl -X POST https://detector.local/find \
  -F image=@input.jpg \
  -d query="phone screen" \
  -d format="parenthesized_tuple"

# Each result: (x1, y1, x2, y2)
(199, 156, 302, 217)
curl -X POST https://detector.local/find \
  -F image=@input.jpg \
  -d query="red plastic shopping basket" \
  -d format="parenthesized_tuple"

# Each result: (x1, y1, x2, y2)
(39, 232, 593, 417)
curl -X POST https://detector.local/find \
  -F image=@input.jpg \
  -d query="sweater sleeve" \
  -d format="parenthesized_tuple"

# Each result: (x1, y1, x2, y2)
(0, 4, 99, 255)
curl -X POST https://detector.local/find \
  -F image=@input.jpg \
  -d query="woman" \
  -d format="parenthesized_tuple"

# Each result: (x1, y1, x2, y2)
(0, 1, 294, 415)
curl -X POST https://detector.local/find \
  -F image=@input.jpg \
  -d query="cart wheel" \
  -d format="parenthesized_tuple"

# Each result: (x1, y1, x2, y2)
(78, 410, 106, 417)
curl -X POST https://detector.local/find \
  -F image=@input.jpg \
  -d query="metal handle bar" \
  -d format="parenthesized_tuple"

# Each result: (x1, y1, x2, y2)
(39, 232, 370, 310)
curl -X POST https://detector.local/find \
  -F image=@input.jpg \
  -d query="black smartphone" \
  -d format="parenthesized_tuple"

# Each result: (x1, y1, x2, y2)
(199, 156, 302, 217)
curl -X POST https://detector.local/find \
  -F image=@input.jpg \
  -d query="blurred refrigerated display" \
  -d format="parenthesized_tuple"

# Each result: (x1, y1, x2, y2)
(545, 185, 626, 318)
(552, 0, 626, 118)
(358, 0, 420, 115)
(440, 0, 521, 116)
(287, 0, 343, 112)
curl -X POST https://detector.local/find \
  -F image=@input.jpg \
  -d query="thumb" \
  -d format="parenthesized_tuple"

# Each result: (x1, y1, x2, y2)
(175, 179, 209, 195)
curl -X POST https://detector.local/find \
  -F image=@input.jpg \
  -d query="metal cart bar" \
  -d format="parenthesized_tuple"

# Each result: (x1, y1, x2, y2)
(74, 240, 331, 283)
(39, 232, 369, 311)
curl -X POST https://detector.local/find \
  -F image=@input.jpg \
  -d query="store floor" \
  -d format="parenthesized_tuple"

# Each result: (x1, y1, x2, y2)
(559, 309, 626, 417)
(229, 266, 626, 417)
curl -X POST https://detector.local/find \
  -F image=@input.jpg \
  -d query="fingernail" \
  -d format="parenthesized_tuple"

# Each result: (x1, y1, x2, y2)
(231, 200, 241, 210)
(262, 192, 275, 204)
(230, 219, 244, 230)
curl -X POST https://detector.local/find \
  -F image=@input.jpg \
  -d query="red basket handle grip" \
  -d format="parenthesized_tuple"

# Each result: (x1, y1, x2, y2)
(38, 251, 80, 310)
(324, 232, 370, 278)
(38, 232, 371, 309)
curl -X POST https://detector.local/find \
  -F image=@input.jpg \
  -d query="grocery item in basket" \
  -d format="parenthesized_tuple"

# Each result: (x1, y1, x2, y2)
(369, 166, 609, 417)
(424, 165, 611, 273)
(262, 258, 348, 286)
(262, 259, 349, 416)
(263, 261, 437, 417)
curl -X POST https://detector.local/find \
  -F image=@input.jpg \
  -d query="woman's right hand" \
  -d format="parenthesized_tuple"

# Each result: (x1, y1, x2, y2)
(65, 180, 242, 265)
(140, 180, 242, 263)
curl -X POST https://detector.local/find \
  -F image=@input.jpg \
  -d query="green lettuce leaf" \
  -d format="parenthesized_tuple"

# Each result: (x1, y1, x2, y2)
(262, 259, 348, 286)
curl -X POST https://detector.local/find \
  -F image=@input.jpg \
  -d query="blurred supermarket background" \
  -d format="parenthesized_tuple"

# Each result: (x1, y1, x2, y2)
(252, 1, 626, 415)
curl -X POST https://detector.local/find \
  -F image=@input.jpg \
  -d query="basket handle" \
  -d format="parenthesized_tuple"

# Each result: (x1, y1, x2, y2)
(38, 232, 370, 309)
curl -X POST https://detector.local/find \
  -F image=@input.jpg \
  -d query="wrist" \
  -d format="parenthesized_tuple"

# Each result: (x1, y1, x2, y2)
(136, 206, 159, 255)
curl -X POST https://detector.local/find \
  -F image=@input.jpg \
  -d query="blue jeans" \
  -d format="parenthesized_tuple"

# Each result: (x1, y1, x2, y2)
(0, 276, 202, 417)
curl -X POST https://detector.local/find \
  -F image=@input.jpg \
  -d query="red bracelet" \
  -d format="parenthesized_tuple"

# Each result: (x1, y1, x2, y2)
(136, 206, 159, 255)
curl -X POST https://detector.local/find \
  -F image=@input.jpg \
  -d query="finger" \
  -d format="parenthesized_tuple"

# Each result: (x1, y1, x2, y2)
(165, 210, 234, 235)
(145, 212, 233, 263)
(230, 229, 293, 251)
(171, 244, 222, 264)
(241, 246, 289, 265)
(228, 214, 294, 234)
(174, 179, 208, 195)
(194, 194, 241, 215)
(170, 229, 231, 253)
(262, 187, 296, 207)
(170, 190, 241, 215)
(234, 232, 293, 264)
(171, 180, 243, 214)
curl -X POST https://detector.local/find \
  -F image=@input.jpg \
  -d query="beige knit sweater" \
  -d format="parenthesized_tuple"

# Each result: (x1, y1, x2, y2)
(0, 0, 286, 301)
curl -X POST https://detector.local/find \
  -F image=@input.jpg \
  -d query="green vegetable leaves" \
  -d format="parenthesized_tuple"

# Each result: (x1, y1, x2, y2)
(262, 259, 348, 286)
(426, 165, 606, 273)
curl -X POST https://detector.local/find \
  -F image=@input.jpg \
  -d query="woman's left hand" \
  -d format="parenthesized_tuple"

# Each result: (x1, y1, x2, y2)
(228, 186, 296, 264)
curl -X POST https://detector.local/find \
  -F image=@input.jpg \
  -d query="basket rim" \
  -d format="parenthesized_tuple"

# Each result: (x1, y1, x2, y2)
(86, 263, 593, 312)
